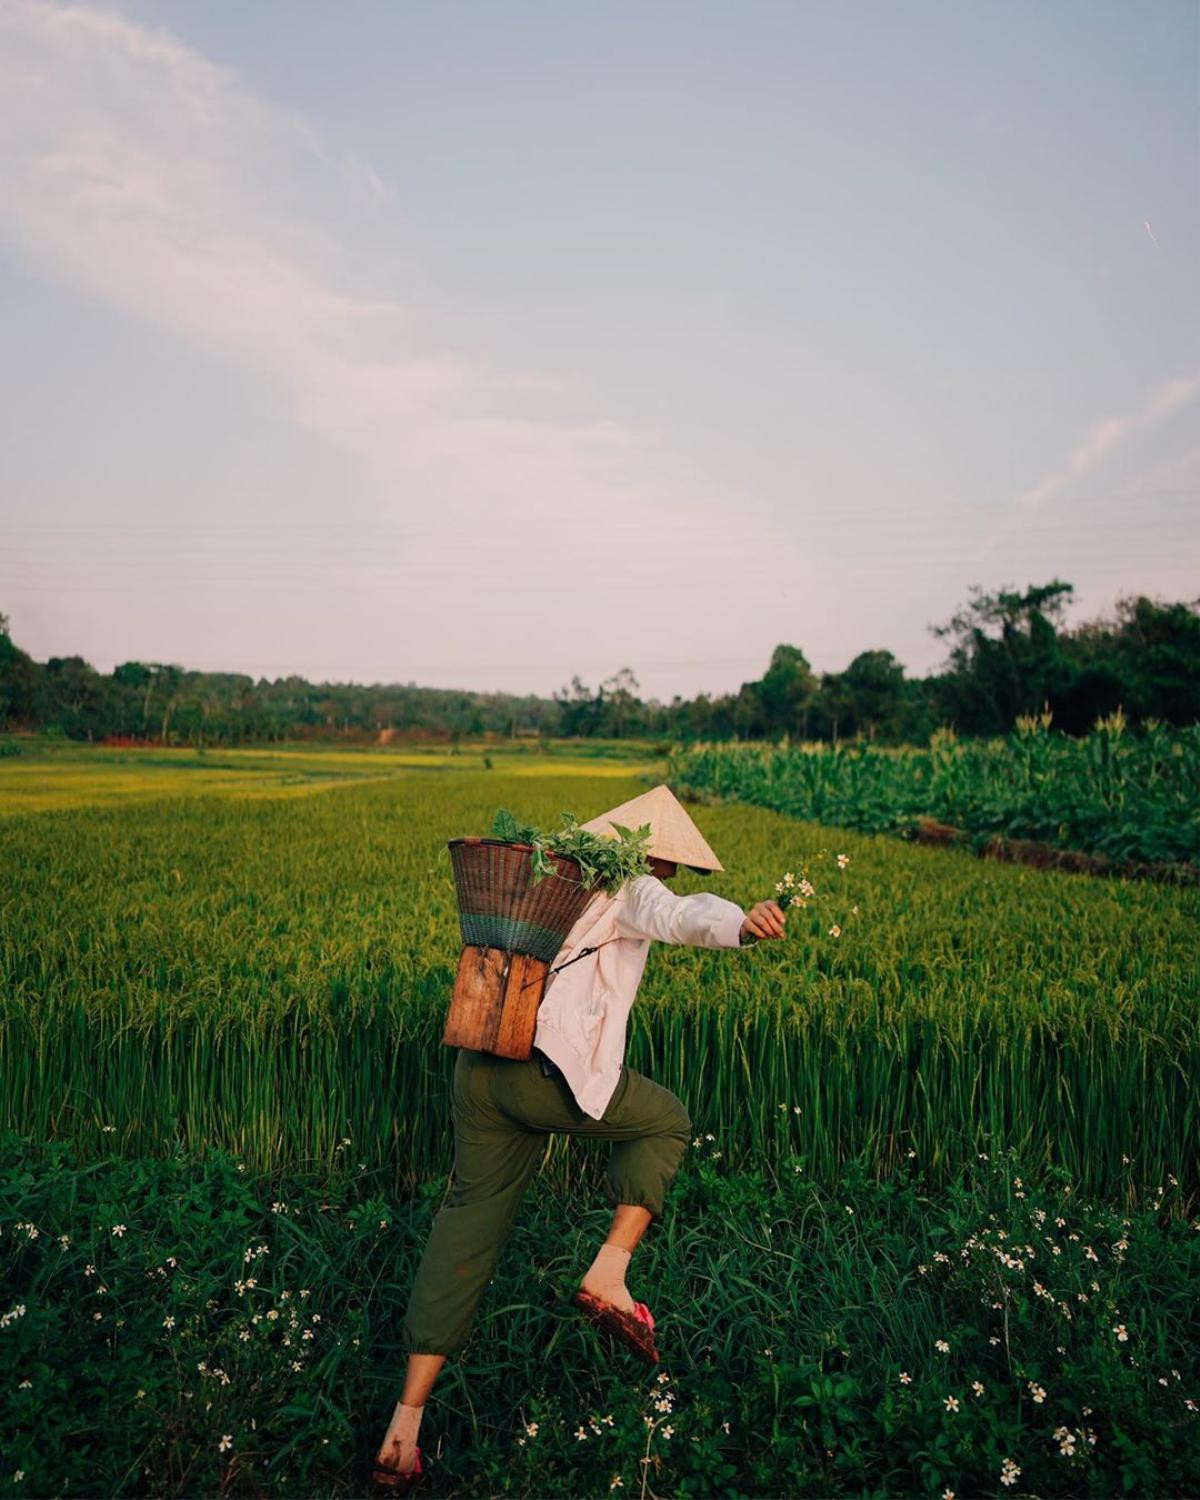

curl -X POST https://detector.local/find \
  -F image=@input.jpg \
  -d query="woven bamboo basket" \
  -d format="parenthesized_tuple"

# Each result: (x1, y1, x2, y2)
(442, 838, 600, 1059)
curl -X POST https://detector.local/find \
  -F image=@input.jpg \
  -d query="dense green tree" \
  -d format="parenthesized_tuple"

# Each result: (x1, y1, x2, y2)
(1107, 594, 1200, 725)
(42, 656, 109, 740)
(553, 675, 603, 737)
(2, 584, 1196, 748)
(929, 580, 1075, 732)
(836, 650, 907, 741)
(757, 645, 818, 736)
(0, 614, 43, 727)
(598, 668, 642, 738)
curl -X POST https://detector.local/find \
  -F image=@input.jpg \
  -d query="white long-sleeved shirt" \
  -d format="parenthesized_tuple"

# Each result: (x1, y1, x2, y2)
(530, 874, 746, 1119)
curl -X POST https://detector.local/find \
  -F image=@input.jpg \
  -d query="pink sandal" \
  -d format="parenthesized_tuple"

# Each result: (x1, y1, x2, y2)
(574, 1289, 660, 1364)
(370, 1444, 424, 1495)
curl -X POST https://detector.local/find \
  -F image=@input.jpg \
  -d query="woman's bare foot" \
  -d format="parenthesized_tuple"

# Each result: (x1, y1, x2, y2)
(580, 1242, 637, 1313)
(373, 1402, 421, 1487)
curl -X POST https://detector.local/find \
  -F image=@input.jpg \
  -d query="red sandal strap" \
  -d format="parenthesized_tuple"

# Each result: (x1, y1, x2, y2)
(633, 1301, 655, 1330)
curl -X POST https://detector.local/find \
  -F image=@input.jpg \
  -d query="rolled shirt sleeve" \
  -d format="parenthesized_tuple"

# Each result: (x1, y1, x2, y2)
(615, 875, 745, 948)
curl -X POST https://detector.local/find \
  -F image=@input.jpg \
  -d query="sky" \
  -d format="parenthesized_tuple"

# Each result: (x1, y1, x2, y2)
(1, 0, 1197, 702)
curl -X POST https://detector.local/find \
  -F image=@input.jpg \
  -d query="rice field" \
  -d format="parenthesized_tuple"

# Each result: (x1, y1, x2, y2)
(2, 749, 1198, 1496)
(0, 740, 654, 815)
(2, 755, 1197, 1202)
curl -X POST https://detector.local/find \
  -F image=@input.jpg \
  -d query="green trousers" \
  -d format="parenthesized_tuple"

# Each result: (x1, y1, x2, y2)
(403, 1047, 692, 1357)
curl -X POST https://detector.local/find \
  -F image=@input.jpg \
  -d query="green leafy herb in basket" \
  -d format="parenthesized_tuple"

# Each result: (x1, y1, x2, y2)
(490, 809, 653, 894)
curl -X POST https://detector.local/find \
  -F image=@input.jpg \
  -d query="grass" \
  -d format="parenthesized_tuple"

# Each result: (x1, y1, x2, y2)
(2, 1132, 1197, 1497)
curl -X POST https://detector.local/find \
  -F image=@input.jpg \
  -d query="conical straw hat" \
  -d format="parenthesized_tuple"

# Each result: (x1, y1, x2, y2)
(581, 784, 724, 873)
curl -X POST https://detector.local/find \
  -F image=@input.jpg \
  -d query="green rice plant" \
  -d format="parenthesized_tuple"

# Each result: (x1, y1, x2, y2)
(1, 767, 1196, 1204)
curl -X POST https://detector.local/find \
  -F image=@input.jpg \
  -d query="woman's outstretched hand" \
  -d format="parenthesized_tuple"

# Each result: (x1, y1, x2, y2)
(739, 900, 787, 944)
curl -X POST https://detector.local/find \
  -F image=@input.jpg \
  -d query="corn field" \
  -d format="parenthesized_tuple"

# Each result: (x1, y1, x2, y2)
(3, 766, 1196, 1204)
(668, 717, 1200, 868)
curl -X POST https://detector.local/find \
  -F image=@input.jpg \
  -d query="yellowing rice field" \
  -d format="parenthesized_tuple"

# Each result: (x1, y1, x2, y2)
(0, 741, 654, 814)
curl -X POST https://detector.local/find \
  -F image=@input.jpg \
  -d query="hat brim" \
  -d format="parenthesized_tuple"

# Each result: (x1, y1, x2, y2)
(582, 785, 724, 873)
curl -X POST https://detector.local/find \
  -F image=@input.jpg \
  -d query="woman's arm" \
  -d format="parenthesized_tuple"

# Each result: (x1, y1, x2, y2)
(614, 874, 753, 948)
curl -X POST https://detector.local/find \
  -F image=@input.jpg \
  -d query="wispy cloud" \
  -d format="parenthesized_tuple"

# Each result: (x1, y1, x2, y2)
(0, 0, 741, 576)
(1012, 374, 1199, 517)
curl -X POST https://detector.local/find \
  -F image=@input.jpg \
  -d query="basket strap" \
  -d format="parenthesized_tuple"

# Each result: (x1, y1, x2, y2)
(551, 938, 617, 975)
(520, 938, 618, 991)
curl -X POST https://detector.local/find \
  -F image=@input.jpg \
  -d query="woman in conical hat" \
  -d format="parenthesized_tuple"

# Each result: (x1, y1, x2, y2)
(371, 786, 785, 1493)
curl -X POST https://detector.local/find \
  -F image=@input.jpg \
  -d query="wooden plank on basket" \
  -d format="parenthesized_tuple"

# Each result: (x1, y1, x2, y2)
(443, 945, 509, 1051)
(494, 953, 548, 1060)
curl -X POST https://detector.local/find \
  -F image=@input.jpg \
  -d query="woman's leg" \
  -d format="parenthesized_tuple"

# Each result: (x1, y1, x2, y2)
(374, 1050, 545, 1482)
(605, 1203, 654, 1254)
(490, 1058, 692, 1313)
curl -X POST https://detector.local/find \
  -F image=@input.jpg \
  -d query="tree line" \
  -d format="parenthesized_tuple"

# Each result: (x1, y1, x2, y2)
(2, 582, 1197, 747)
